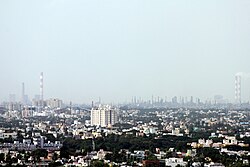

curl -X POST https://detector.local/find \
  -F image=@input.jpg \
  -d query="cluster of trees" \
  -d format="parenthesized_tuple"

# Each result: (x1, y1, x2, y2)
(60, 133, 193, 159)
(186, 148, 250, 167)
(105, 150, 160, 166)
(60, 137, 92, 158)
(95, 134, 193, 152)
(0, 149, 62, 167)
(59, 133, 250, 166)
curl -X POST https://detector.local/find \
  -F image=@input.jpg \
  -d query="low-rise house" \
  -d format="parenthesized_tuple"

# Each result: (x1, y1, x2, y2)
(165, 157, 187, 167)
(223, 136, 237, 145)
(97, 149, 112, 160)
(204, 162, 225, 167)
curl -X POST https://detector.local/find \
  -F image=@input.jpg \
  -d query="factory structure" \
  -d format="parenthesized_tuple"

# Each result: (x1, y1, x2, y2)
(3, 72, 63, 114)
(2, 72, 250, 113)
(33, 72, 63, 109)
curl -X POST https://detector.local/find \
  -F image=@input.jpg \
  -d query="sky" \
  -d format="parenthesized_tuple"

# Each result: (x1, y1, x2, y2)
(0, 0, 250, 104)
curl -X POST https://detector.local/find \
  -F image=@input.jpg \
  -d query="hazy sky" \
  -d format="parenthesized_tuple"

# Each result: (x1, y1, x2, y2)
(0, 0, 250, 103)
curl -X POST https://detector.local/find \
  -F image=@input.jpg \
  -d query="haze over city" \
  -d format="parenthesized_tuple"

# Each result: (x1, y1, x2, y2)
(1, 1, 250, 167)
(0, 0, 250, 103)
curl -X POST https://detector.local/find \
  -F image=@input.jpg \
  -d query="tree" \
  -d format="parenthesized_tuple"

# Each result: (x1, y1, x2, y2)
(16, 154, 23, 161)
(17, 131, 24, 141)
(52, 152, 58, 161)
(31, 149, 48, 162)
(90, 160, 109, 167)
(24, 152, 31, 162)
(105, 153, 112, 161)
(165, 151, 173, 158)
(0, 153, 5, 162)
(6, 152, 14, 165)
(44, 134, 56, 142)
(49, 161, 62, 167)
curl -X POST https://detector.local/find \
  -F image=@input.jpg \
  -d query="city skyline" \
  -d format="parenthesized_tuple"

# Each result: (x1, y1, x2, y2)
(2, 71, 250, 105)
(0, 0, 250, 103)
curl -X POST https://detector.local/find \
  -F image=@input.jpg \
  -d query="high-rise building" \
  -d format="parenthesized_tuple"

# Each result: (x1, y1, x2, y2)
(21, 82, 30, 105)
(214, 95, 223, 104)
(22, 106, 35, 118)
(172, 96, 178, 104)
(91, 105, 118, 127)
(235, 74, 241, 104)
(190, 96, 194, 104)
(46, 98, 63, 109)
(9, 94, 16, 103)
(40, 72, 44, 101)
(22, 82, 25, 104)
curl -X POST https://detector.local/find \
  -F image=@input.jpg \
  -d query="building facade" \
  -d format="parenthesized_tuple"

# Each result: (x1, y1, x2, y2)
(91, 105, 118, 127)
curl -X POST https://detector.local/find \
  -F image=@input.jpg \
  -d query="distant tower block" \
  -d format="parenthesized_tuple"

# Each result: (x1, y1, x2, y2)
(235, 75, 241, 104)
(40, 72, 43, 101)
(22, 82, 25, 104)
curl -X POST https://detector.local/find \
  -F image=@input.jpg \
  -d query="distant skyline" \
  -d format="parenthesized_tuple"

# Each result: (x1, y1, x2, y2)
(0, 0, 250, 103)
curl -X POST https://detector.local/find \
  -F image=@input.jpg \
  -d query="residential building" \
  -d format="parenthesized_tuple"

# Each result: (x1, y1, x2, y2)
(91, 105, 118, 127)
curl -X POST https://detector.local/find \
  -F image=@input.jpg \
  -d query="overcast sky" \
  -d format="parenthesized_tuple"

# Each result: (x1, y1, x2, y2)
(0, 0, 250, 103)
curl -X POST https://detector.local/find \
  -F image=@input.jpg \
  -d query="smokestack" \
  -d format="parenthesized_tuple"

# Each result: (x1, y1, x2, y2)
(235, 74, 241, 104)
(40, 72, 43, 101)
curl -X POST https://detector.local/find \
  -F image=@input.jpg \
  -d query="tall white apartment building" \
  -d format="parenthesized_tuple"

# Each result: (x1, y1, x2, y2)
(46, 98, 63, 109)
(91, 105, 118, 127)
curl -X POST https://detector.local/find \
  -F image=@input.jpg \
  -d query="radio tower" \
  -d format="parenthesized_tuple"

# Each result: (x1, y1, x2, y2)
(235, 74, 241, 104)
(40, 72, 44, 101)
